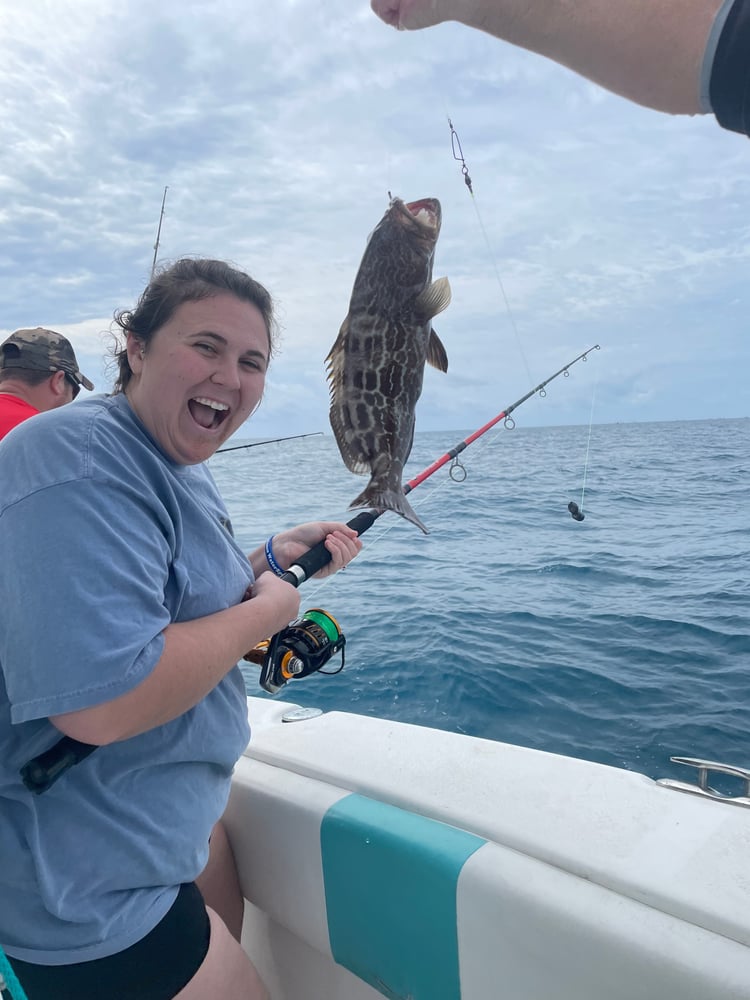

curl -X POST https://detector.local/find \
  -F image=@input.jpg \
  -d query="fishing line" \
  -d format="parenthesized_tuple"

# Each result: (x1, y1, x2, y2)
(447, 115, 536, 388)
(565, 361, 599, 521)
(447, 116, 604, 524)
(577, 371, 599, 514)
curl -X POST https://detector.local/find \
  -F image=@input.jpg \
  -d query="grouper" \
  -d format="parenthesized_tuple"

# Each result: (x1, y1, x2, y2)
(326, 196, 451, 533)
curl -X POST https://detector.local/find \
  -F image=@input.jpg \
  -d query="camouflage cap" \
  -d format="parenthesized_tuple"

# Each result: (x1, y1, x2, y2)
(0, 327, 94, 391)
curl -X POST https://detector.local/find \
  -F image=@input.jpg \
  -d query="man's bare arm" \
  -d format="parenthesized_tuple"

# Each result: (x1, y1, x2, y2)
(371, 0, 728, 114)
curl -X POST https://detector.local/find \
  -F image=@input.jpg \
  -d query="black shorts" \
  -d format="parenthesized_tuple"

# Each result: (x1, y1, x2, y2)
(7, 882, 210, 1000)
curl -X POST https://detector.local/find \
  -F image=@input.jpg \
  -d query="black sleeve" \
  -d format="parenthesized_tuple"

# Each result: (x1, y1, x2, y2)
(709, 0, 750, 137)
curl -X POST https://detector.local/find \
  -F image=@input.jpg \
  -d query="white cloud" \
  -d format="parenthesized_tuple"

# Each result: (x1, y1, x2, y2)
(0, 0, 747, 436)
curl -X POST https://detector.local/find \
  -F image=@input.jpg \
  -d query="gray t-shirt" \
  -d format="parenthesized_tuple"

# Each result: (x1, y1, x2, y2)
(0, 393, 252, 964)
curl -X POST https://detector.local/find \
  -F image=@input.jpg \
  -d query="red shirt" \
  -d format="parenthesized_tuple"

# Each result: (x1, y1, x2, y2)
(0, 393, 39, 441)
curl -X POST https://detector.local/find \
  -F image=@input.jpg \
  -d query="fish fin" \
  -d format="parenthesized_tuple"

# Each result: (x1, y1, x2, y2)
(327, 318, 374, 476)
(426, 329, 449, 372)
(335, 443, 371, 476)
(329, 403, 371, 476)
(325, 316, 349, 376)
(349, 485, 429, 534)
(326, 318, 349, 447)
(329, 410, 370, 475)
(414, 276, 451, 321)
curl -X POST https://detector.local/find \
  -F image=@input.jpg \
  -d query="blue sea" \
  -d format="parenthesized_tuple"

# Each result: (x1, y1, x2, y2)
(211, 417, 749, 785)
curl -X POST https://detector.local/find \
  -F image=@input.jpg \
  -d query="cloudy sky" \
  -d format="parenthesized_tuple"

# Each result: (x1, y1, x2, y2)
(1, 1, 748, 440)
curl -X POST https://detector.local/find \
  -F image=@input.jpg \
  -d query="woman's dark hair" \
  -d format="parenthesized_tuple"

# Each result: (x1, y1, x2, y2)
(111, 258, 277, 394)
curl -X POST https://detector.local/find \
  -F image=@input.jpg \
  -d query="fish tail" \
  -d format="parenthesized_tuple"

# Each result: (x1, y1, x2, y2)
(349, 484, 429, 534)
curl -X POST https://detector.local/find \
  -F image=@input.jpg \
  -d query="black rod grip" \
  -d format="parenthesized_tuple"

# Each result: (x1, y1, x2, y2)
(281, 509, 379, 587)
(20, 736, 97, 794)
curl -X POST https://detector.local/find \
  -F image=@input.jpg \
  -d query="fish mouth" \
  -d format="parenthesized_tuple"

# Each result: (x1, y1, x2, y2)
(188, 396, 231, 431)
(404, 197, 441, 232)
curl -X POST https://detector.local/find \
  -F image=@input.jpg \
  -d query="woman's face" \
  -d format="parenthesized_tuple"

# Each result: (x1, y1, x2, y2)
(126, 293, 270, 465)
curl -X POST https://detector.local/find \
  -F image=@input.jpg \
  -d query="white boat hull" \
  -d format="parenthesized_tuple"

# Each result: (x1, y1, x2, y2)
(226, 698, 750, 1000)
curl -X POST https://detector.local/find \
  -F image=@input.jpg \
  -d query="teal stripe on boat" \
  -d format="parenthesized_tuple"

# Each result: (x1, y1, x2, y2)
(321, 794, 485, 1000)
(0, 947, 28, 1000)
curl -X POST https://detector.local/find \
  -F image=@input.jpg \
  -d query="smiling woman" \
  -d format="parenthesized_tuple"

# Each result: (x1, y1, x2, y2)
(115, 263, 273, 464)
(0, 257, 362, 1000)
(109, 258, 277, 465)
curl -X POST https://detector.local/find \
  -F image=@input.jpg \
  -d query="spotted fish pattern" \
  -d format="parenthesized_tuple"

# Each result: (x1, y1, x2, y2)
(326, 197, 451, 533)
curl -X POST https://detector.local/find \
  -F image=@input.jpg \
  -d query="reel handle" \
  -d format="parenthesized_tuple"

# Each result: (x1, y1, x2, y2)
(280, 509, 378, 587)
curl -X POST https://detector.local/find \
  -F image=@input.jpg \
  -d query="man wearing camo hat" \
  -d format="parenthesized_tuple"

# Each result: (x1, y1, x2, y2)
(0, 327, 94, 441)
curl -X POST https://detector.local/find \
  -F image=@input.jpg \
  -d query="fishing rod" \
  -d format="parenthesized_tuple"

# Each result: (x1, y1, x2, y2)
(279, 343, 601, 589)
(19, 345, 598, 790)
(217, 432, 323, 454)
(150, 185, 169, 279)
(248, 344, 600, 694)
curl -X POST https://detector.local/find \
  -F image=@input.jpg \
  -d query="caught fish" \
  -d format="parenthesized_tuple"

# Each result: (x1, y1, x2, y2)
(326, 196, 451, 533)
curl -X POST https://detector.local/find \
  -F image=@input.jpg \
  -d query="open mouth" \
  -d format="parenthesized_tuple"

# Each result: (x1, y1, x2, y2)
(405, 197, 440, 230)
(188, 397, 230, 431)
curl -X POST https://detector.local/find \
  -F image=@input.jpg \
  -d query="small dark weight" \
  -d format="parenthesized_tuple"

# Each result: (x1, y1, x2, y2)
(568, 501, 585, 522)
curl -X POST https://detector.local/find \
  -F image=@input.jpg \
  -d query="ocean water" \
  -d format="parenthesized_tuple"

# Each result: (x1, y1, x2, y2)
(211, 417, 749, 785)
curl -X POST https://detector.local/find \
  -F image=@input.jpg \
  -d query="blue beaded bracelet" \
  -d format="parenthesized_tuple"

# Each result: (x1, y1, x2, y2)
(265, 536, 285, 577)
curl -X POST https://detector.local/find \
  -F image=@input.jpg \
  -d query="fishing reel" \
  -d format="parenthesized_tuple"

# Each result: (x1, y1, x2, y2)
(244, 608, 346, 695)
